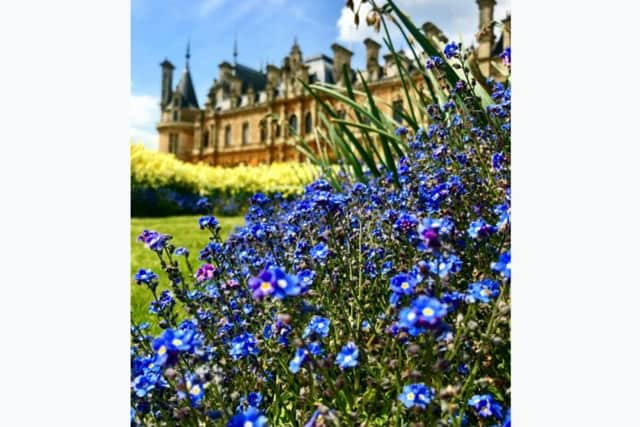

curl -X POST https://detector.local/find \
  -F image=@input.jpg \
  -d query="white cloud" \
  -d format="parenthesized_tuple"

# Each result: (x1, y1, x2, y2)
(337, 0, 511, 48)
(130, 93, 159, 150)
(130, 127, 159, 150)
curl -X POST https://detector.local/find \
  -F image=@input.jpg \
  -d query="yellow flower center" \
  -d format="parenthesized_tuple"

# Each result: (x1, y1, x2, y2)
(401, 282, 409, 290)
(277, 279, 288, 288)
(406, 392, 415, 401)
(190, 385, 201, 396)
(157, 345, 167, 355)
(172, 338, 182, 347)
(422, 307, 434, 317)
(260, 281, 272, 292)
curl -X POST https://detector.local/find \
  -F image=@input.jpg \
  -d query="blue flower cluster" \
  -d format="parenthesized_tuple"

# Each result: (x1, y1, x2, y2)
(130, 42, 511, 426)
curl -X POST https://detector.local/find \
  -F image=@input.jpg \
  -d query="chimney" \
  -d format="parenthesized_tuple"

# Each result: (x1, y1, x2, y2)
(501, 14, 511, 49)
(421, 22, 448, 44)
(160, 59, 175, 110)
(331, 43, 353, 85)
(363, 38, 381, 81)
(476, 0, 496, 77)
(383, 52, 395, 77)
(266, 64, 281, 86)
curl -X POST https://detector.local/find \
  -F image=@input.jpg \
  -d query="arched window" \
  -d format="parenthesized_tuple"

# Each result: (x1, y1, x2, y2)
(392, 100, 403, 124)
(169, 133, 179, 154)
(203, 130, 209, 149)
(260, 120, 267, 143)
(224, 125, 231, 147)
(304, 112, 313, 135)
(275, 123, 282, 138)
(242, 122, 249, 145)
(289, 114, 298, 136)
(172, 110, 179, 121)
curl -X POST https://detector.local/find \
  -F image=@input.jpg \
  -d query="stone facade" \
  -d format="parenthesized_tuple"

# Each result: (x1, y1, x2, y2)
(157, 4, 510, 167)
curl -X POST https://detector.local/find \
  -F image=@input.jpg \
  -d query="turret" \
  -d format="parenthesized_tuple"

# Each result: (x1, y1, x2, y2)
(290, 37, 303, 70)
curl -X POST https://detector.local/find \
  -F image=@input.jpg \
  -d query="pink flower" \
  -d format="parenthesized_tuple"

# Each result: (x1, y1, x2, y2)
(195, 264, 216, 283)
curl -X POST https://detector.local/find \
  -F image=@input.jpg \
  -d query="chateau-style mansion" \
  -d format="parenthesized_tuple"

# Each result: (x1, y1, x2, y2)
(157, 0, 510, 166)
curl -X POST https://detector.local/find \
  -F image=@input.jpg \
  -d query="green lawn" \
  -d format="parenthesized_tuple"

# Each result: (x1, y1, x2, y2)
(131, 215, 245, 329)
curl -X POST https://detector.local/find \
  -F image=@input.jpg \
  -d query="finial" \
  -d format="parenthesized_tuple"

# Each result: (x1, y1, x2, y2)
(233, 35, 238, 65)
(186, 39, 191, 69)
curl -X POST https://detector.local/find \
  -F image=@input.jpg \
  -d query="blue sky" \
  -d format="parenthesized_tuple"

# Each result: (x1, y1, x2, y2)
(131, 0, 511, 149)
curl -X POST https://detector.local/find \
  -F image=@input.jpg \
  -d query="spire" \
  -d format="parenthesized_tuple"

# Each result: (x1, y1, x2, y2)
(233, 35, 238, 66)
(172, 39, 199, 109)
(185, 39, 191, 70)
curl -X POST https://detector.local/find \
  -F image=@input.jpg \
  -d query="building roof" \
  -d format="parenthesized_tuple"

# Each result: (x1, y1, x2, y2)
(174, 67, 199, 109)
(305, 55, 334, 84)
(233, 63, 267, 93)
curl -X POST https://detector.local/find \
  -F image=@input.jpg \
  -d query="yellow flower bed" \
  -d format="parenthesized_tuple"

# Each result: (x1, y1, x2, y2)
(131, 144, 319, 196)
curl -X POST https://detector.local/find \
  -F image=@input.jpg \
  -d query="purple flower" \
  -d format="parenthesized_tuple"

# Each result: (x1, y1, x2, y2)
(198, 215, 220, 231)
(443, 41, 459, 59)
(500, 47, 511, 66)
(137, 230, 171, 252)
(468, 394, 503, 419)
(134, 269, 158, 286)
(395, 126, 409, 136)
(390, 273, 417, 296)
(394, 213, 419, 233)
(173, 247, 189, 256)
(398, 296, 448, 335)
(228, 333, 260, 360)
(248, 267, 302, 300)
(468, 218, 496, 239)
(195, 263, 216, 283)
(425, 55, 444, 70)
(417, 217, 453, 251)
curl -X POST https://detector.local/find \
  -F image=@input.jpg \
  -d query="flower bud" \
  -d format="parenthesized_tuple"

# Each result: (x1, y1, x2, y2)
(407, 344, 420, 355)
(164, 368, 177, 380)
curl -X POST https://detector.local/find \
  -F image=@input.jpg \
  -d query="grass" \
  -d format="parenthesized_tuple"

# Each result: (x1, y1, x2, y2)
(131, 215, 245, 331)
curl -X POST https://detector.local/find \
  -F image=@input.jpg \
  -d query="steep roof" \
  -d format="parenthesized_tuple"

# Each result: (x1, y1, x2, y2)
(234, 63, 267, 93)
(174, 67, 200, 109)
